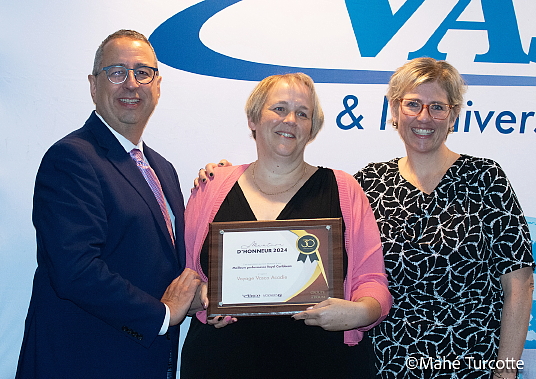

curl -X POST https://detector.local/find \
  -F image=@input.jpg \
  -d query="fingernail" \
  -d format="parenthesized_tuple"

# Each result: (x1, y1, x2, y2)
(202, 178, 206, 183)
(218, 162, 224, 166)
(209, 172, 214, 177)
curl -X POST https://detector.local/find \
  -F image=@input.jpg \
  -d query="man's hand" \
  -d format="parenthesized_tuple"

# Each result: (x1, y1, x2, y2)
(187, 282, 208, 316)
(192, 160, 232, 189)
(161, 268, 201, 326)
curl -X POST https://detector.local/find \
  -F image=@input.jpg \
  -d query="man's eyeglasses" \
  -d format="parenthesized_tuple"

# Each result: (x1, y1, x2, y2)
(97, 65, 158, 85)
(399, 98, 454, 120)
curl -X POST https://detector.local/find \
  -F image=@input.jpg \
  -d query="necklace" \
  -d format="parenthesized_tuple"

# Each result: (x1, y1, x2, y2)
(251, 161, 307, 196)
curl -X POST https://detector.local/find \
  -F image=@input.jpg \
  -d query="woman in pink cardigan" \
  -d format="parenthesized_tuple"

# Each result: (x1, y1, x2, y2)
(181, 73, 391, 379)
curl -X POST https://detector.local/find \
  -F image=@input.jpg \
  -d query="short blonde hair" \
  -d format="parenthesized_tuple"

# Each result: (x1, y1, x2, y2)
(245, 73, 324, 142)
(387, 58, 467, 125)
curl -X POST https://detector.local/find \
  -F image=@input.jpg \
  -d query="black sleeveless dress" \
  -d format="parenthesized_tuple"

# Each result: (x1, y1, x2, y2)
(180, 168, 375, 379)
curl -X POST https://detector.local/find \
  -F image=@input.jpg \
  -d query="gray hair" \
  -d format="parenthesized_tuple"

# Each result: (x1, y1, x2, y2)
(91, 29, 157, 76)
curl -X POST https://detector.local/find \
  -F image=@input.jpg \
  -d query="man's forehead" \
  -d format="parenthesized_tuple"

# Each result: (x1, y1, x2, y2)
(102, 38, 156, 64)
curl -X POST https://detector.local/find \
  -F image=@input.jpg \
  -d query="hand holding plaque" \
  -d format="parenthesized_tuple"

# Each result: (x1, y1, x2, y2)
(207, 218, 343, 318)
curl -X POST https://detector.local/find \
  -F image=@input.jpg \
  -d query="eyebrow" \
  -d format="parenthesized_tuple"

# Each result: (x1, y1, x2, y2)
(403, 98, 447, 104)
(271, 100, 311, 110)
(107, 63, 155, 68)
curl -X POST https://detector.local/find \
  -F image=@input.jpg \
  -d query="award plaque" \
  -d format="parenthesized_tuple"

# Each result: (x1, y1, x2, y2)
(207, 218, 343, 318)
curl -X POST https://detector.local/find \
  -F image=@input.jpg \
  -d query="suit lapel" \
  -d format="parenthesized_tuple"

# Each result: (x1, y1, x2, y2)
(86, 112, 176, 253)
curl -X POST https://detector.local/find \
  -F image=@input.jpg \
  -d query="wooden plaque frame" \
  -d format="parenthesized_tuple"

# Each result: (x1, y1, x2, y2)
(207, 218, 343, 318)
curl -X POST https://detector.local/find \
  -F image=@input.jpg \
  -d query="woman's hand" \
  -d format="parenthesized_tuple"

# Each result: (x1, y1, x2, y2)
(207, 315, 238, 329)
(192, 160, 232, 189)
(292, 297, 381, 331)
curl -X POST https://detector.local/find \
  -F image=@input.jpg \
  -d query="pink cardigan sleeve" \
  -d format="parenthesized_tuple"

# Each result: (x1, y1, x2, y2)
(185, 165, 249, 275)
(334, 170, 392, 345)
(184, 164, 250, 323)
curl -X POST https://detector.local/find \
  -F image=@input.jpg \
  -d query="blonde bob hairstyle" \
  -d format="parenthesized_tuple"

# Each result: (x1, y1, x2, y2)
(387, 58, 467, 128)
(245, 73, 324, 142)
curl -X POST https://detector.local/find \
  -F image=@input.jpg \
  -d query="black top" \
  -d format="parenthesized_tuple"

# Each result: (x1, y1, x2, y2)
(181, 168, 374, 379)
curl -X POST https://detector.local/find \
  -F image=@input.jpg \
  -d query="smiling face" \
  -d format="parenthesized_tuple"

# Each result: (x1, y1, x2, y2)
(248, 80, 313, 160)
(88, 37, 161, 143)
(393, 81, 455, 155)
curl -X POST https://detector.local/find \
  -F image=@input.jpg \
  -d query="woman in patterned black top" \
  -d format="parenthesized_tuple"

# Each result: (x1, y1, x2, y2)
(355, 58, 534, 379)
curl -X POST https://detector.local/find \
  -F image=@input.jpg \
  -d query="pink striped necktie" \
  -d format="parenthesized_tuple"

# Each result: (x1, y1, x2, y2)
(130, 148, 175, 246)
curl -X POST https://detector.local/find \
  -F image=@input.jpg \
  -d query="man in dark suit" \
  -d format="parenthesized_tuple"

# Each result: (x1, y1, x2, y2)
(16, 30, 200, 378)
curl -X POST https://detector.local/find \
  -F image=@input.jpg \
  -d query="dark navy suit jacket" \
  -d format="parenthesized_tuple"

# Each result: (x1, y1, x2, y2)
(16, 112, 186, 378)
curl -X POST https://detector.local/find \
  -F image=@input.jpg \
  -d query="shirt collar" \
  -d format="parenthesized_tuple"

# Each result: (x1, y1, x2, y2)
(95, 112, 144, 154)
